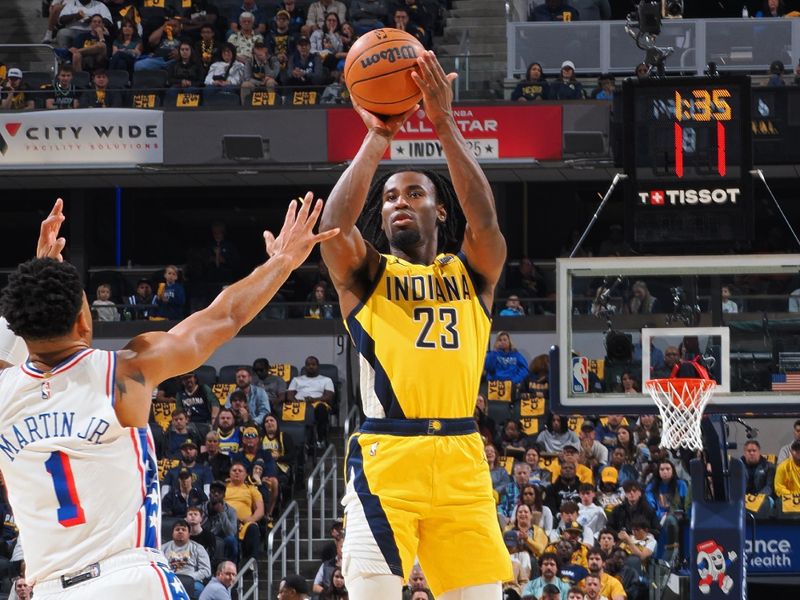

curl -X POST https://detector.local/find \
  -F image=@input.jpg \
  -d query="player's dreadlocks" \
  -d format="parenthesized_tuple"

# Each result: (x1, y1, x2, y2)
(0, 258, 85, 340)
(356, 168, 465, 254)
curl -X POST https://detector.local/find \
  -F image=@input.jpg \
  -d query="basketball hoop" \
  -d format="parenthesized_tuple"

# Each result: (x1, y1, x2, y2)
(645, 378, 716, 451)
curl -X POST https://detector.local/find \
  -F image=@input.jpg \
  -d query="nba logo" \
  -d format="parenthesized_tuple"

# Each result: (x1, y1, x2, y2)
(572, 356, 589, 394)
(41, 380, 51, 400)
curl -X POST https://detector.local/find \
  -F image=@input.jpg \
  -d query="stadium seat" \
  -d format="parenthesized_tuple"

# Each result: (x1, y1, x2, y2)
(165, 90, 202, 109)
(289, 89, 319, 105)
(245, 89, 279, 108)
(202, 92, 241, 107)
(211, 383, 236, 406)
(107, 69, 130, 90)
(22, 71, 53, 90)
(194, 364, 217, 387)
(487, 400, 513, 429)
(72, 71, 90, 89)
(132, 69, 168, 90)
(130, 91, 161, 108)
(268, 362, 297, 383)
(218, 365, 242, 384)
(278, 399, 313, 470)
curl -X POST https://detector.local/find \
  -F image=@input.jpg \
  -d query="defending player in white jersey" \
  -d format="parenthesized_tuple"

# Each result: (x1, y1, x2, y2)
(0, 197, 337, 598)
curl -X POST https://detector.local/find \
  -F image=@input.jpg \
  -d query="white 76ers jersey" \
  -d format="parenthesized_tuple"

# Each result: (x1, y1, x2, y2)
(0, 349, 161, 584)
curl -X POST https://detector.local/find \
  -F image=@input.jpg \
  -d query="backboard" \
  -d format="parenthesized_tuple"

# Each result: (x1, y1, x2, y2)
(551, 254, 800, 415)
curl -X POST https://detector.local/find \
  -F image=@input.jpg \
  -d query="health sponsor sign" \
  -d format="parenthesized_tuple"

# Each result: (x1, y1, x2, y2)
(326, 104, 562, 162)
(745, 520, 800, 574)
(0, 109, 163, 168)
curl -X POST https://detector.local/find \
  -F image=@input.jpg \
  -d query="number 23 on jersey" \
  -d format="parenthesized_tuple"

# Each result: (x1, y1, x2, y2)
(414, 306, 460, 349)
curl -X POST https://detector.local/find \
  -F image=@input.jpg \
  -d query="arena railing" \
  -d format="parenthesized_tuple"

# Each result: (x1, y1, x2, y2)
(265, 499, 301, 598)
(441, 28, 492, 102)
(231, 556, 259, 600)
(306, 444, 339, 560)
(0, 44, 59, 77)
(507, 18, 800, 78)
(343, 404, 361, 441)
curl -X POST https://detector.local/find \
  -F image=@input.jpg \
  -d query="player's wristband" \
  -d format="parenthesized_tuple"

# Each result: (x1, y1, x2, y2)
(0, 317, 26, 365)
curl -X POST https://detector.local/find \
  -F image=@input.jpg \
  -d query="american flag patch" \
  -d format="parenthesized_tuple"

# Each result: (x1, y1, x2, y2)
(772, 372, 800, 391)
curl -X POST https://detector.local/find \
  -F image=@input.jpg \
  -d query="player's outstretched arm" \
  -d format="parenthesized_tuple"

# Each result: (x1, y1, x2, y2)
(412, 51, 507, 297)
(320, 100, 417, 299)
(115, 195, 338, 427)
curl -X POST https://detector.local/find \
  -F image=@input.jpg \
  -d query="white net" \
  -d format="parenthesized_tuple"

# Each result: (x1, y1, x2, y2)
(645, 378, 716, 451)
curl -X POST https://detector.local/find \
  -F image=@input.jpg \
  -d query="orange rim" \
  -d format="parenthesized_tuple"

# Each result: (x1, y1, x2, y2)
(646, 378, 716, 408)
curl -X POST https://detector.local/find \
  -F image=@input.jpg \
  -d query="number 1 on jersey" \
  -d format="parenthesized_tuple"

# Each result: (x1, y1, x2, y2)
(414, 307, 460, 349)
(44, 451, 86, 527)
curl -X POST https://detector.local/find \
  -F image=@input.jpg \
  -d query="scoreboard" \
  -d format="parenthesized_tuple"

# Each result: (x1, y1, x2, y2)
(622, 76, 753, 248)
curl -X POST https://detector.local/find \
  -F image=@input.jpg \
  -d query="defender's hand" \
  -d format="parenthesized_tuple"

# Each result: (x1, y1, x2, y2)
(36, 198, 66, 261)
(264, 192, 339, 269)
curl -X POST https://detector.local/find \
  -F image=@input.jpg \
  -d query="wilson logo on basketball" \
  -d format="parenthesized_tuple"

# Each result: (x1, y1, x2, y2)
(360, 45, 419, 69)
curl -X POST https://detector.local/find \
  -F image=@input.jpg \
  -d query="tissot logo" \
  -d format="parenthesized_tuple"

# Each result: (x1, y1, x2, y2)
(639, 188, 741, 206)
(0, 122, 21, 156)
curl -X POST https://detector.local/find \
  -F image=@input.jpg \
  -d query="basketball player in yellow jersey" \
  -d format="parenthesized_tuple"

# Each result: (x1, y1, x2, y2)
(320, 50, 512, 600)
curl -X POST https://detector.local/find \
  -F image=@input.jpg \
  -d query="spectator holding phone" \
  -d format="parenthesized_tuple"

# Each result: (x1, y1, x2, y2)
(204, 42, 246, 100)
(0, 69, 34, 110)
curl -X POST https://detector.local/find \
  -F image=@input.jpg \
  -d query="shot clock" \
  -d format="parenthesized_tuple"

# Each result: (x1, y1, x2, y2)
(622, 76, 753, 248)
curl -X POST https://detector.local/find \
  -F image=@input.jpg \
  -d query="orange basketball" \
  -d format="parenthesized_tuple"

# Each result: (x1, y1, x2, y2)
(344, 28, 426, 116)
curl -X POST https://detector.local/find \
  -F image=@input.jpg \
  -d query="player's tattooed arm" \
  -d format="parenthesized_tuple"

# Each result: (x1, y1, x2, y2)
(115, 370, 146, 398)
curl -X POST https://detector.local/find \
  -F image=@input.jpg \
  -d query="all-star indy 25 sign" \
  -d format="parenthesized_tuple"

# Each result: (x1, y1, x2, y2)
(0, 108, 163, 168)
(326, 105, 563, 162)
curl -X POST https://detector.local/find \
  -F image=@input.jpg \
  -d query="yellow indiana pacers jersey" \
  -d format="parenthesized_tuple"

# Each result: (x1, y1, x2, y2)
(345, 252, 491, 420)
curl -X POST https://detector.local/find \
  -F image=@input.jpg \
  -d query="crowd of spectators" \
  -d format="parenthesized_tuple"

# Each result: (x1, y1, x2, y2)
(475, 395, 799, 598)
(84, 234, 800, 326)
(0, 0, 444, 110)
(141, 354, 335, 598)
(86, 218, 344, 321)
(5, 1, 800, 109)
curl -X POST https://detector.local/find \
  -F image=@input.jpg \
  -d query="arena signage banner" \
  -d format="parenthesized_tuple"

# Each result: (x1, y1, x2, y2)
(326, 105, 562, 162)
(0, 109, 163, 168)
(745, 521, 800, 574)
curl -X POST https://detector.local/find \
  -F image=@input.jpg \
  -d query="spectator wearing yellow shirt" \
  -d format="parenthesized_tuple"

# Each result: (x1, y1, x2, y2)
(775, 439, 800, 496)
(549, 443, 594, 484)
(585, 547, 626, 600)
(225, 461, 264, 561)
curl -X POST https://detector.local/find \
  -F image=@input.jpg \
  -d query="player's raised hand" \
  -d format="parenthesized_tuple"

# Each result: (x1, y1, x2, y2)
(36, 198, 67, 261)
(264, 192, 339, 269)
(411, 50, 458, 126)
(352, 97, 419, 140)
